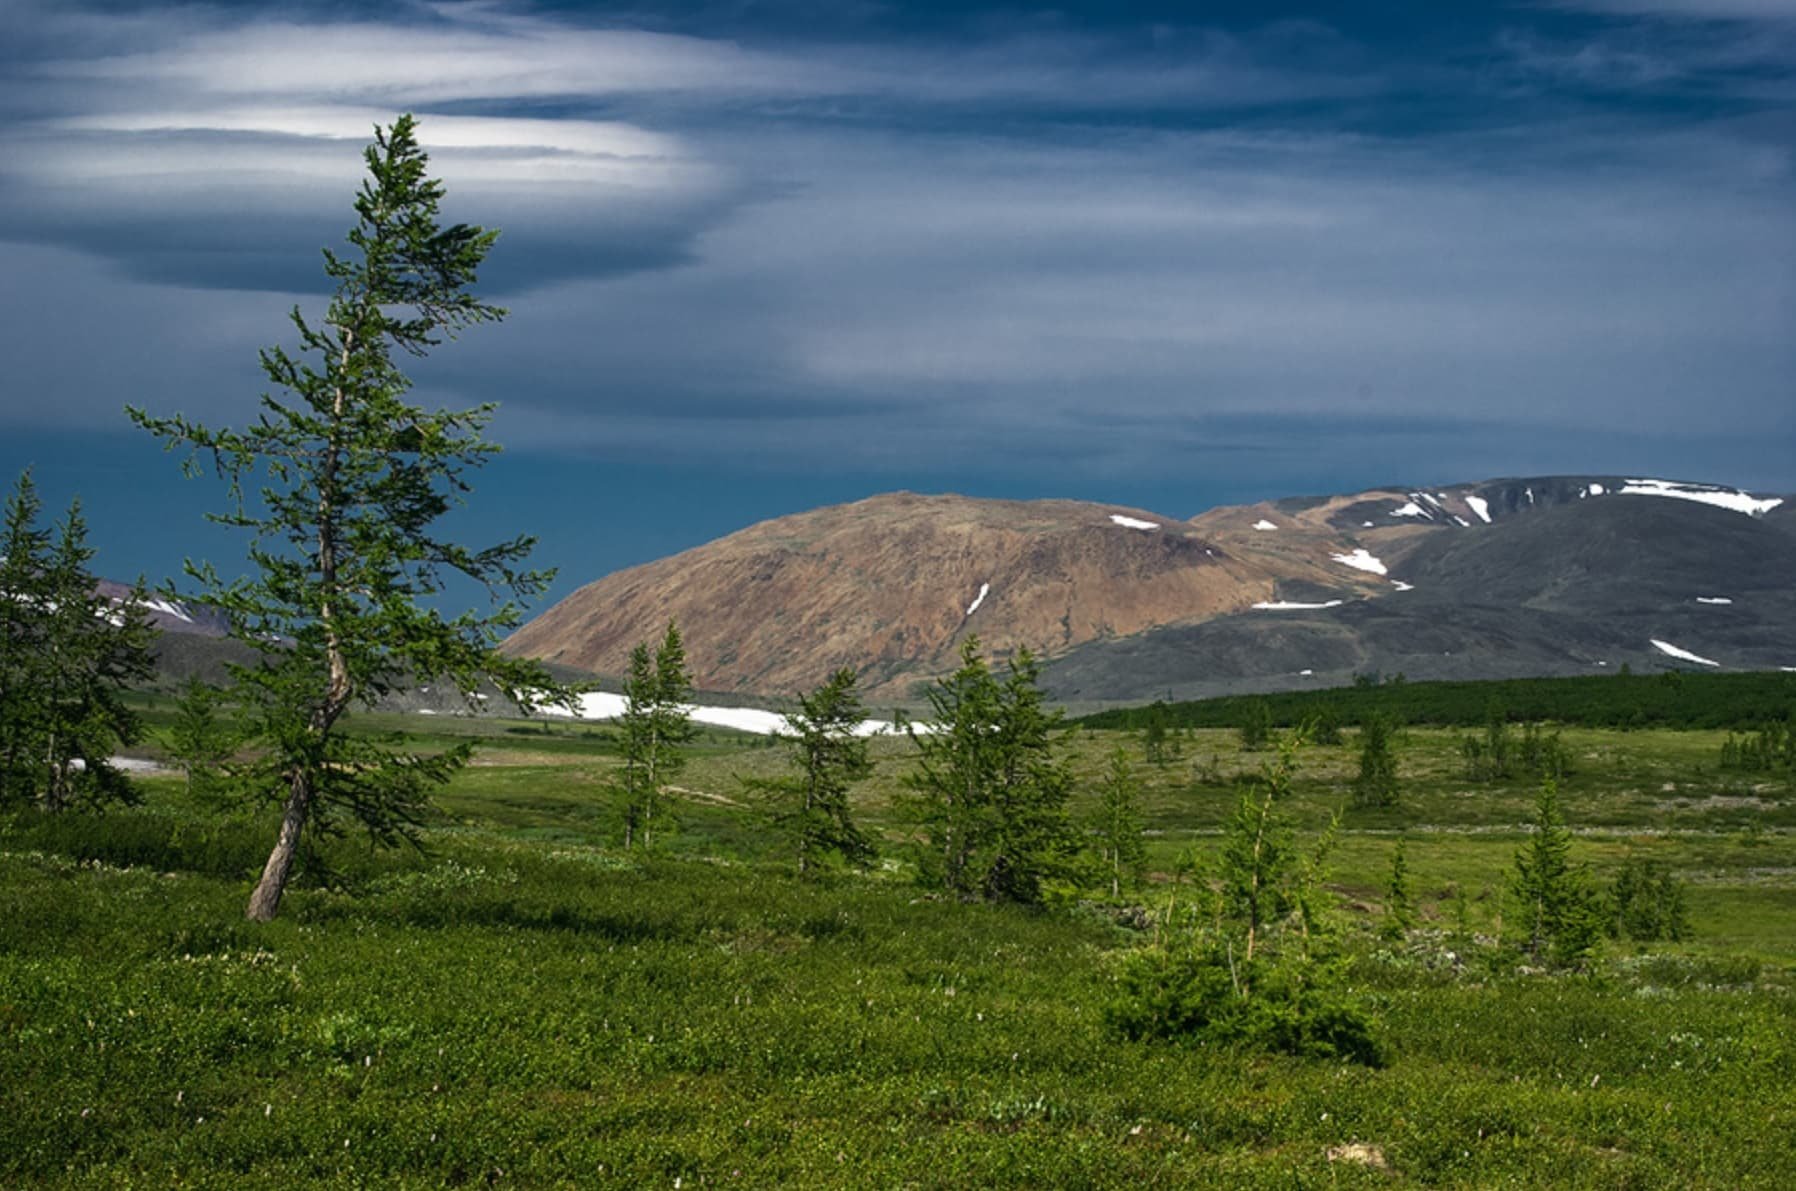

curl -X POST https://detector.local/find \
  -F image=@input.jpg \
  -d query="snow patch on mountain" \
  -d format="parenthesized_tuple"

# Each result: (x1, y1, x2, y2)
(1330, 548, 1387, 576)
(1650, 639, 1719, 667)
(144, 597, 193, 623)
(1465, 495, 1491, 523)
(1108, 514, 1158, 531)
(1695, 597, 1733, 606)
(965, 582, 990, 616)
(1252, 519, 1278, 531)
(1253, 599, 1344, 611)
(1619, 479, 1782, 516)
(1391, 502, 1428, 518)
(545, 692, 912, 737)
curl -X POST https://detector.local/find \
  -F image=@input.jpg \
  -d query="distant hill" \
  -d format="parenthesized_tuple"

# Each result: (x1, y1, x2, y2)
(501, 475, 1794, 702)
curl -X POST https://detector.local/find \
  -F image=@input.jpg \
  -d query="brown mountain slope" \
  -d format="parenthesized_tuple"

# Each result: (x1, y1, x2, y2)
(500, 491, 1391, 697)
(503, 476, 1790, 700)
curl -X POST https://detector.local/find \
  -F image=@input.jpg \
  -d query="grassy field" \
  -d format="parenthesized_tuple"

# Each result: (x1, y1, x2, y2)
(4, 706, 1796, 1186)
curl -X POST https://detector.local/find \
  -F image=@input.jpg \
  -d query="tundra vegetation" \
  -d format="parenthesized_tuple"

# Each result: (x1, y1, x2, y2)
(3, 679, 1795, 1185)
(7, 117, 1796, 1184)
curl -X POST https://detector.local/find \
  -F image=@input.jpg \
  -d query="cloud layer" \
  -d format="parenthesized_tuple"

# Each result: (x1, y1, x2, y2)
(1, 0, 1792, 498)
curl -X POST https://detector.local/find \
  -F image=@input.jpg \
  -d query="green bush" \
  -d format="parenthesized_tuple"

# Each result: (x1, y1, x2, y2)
(1105, 946, 1382, 1066)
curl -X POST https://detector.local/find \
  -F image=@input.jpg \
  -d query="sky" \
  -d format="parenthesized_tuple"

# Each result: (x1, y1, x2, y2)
(1, 0, 1792, 607)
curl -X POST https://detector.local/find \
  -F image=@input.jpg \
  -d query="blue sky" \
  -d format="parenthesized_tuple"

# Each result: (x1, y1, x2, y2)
(1, 0, 1792, 606)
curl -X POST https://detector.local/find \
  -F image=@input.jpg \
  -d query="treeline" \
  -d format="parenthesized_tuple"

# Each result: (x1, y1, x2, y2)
(1077, 670, 1796, 733)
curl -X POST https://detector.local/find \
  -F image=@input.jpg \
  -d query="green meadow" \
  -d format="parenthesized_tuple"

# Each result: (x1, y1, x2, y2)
(4, 698, 1796, 1187)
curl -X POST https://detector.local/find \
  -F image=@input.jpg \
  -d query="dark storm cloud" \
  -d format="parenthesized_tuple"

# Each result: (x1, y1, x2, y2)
(0, 0, 1792, 504)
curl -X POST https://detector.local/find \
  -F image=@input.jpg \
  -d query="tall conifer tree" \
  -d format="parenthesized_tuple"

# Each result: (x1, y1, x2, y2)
(131, 116, 567, 920)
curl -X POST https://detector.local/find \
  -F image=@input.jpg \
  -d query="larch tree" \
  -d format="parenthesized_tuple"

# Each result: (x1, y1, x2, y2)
(0, 473, 154, 811)
(905, 636, 1076, 904)
(1092, 744, 1147, 898)
(617, 622, 696, 849)
(37, 500, 156, 811)
(130, 115, 568, 921)
(1510, 778, 1603, 965)
(1351, 713, 1400, 808)
(763, 666, 876, 874)
(0, 472, 53, 807)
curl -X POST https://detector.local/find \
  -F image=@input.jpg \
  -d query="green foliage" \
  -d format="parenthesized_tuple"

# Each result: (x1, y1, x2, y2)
(1464, 708, 1573, 784)
(1079, 670, 1796, 733)
(1460, 705, 1514, 781)
(1141, 700, 1178, 765)
(165, 676, 242, 808)
(1609, 858, 1692, 943)
(6, 716, 1796, 1185)
(1517, 721, 1574, 780)
(1306, 701, 1343, 746)
(756, 667, 876, 874)
(617, 624, 698, 849)
(1105, 944, 1382, 1065)
(1509, 779, 1605, 966)
(129, 116, 567, 919)
(1090, 745, 1146, 897)
(1107, 740, 1380, 1064)
(0, 472, 155, 812)
(904, 637, 1077, 904)
(1382, 837, 1415, 941)
(1719, 721, 1793, 775)
(1351, 713, 1400, 808)
(1236, 698, 1273, 751)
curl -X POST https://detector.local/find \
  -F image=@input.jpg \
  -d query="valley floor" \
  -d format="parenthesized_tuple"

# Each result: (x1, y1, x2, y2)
(4, 712, 1795, 1186)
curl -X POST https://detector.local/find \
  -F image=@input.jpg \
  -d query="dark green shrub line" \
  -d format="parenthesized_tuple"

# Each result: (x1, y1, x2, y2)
(1077, 671, 1796, 732)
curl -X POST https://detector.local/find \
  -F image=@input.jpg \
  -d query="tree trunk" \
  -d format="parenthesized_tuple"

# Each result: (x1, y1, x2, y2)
(247, 770, 312, 921)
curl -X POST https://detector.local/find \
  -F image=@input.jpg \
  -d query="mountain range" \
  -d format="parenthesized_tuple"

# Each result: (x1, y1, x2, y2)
(495, 475, 1796, 705)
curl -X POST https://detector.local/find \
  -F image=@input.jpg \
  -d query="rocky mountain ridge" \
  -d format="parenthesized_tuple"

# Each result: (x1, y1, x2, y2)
(501, 476, 1794, 702)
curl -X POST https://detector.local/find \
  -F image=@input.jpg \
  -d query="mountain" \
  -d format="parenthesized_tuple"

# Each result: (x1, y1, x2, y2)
(94, 580, 231, 640)
(502, 477, 1795, 703)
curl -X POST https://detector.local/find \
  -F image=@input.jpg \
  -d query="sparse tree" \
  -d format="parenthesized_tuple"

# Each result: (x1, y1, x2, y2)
(1105, 737, 1381, 1065)
(1092, 744, 1147, 897)
(1461, 702, 1513, 781)
(1510, 778, 1603, 965)
(1142, 700, 1177, 766)
(1609, 857, 1691, 943)
(0, 477, 153, 811)
(1308, 701, 1344, 747)
(1382, 837, 1415, 941)
(0, 472, 53, 807)
(618, 623, 696, 849)
(905, 636, 1076, 904)
(1237, 698, 1274, 752)
(758, 667, 875, 874)
(130, 116, 568, 921)
(1352, 713, 1399, 808)
(166, 675, 241, 806)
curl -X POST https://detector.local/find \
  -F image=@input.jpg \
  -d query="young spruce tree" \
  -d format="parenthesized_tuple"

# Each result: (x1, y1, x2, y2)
(131, 116, 567, 921)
